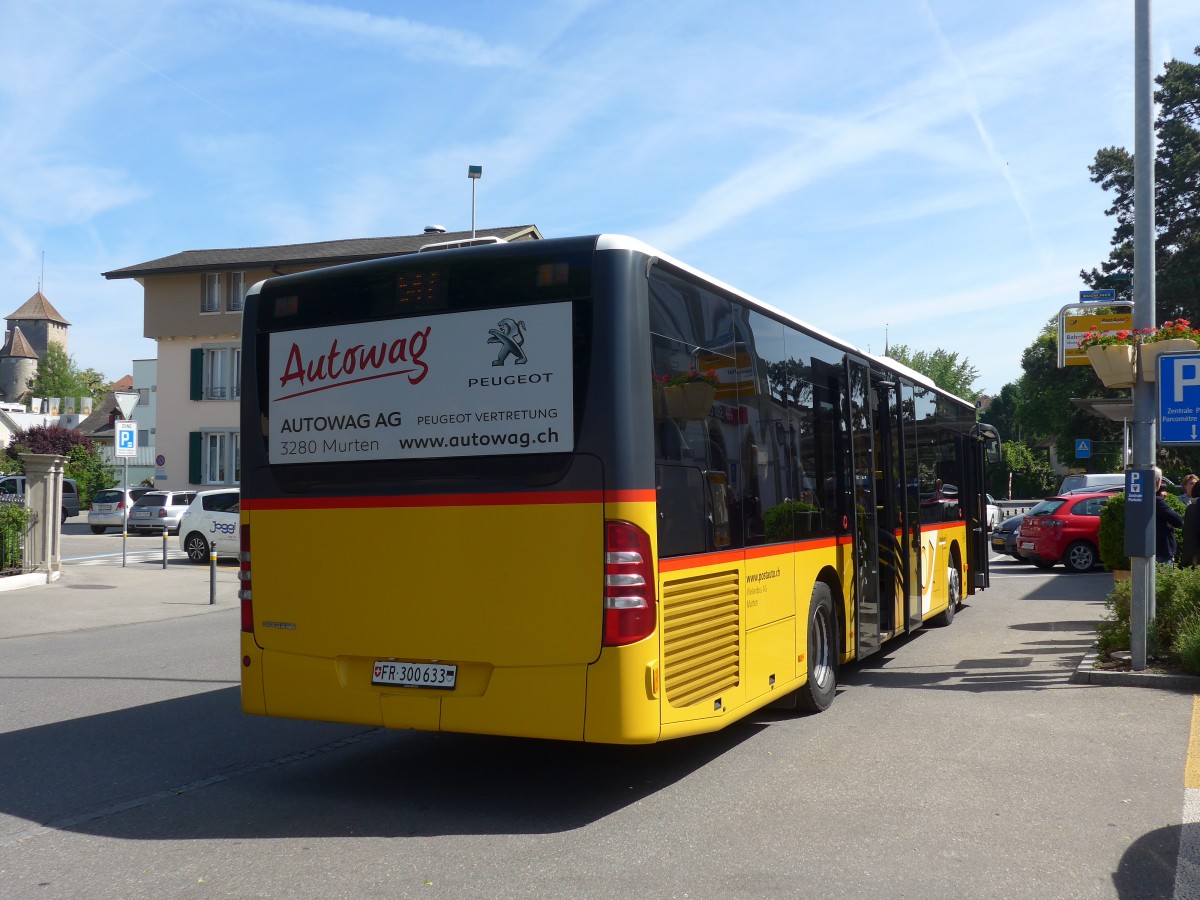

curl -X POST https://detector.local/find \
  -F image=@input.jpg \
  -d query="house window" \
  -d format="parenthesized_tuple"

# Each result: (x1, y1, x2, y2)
(228, 271, 246, 312)
(197, 345, 241, 400)
(203, 273, 223, 313)
(194, 430, 240, 485)
(205, 433, 227, 484)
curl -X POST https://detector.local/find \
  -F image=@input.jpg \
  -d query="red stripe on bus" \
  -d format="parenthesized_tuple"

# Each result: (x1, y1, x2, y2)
(659, 536, 851, 573)
(241, 489, 655, 511)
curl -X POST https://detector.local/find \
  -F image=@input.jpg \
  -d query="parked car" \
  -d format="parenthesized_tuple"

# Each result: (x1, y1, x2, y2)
(87, 487, 152, 533)
(1016, 491, 1114, 572)
(127, 490, 198, 535)
(0, 474, 81, 525)
(991, 513, 1026, 558)
(986, 494, 1001, 530)
(177, 488, 240, 562)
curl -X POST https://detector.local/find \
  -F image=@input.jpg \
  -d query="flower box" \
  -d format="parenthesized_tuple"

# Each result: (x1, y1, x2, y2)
(1086, 344, 1135, 389)
(1140, 338, 1199, 382)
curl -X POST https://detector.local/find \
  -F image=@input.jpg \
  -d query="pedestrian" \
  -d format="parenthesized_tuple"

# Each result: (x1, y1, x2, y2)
(1156, 467, 1185, 565)
(1184, 473, 1199, 504)
(1183, 495, 1200, 567)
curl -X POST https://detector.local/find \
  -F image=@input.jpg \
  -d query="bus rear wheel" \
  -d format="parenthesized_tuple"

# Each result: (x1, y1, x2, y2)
(934, 563, 961, 626)
(797, 582, 836, 714)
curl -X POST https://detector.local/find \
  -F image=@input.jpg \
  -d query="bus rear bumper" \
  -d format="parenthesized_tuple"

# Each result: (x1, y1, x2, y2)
(247, 647, 590, 740)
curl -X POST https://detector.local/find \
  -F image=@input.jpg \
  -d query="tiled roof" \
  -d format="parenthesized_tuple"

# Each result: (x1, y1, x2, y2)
(102, 225, 543, 279)
(5, 291, 70, 325)
(2, 326, 38, 359)
(77, 391, 120, 437)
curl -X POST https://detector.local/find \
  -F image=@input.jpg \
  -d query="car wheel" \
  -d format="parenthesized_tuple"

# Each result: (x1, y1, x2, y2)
(90, 525, 106, 534)
(1064, 541, 1097, 573)
(796, 581, 837, 713)
(183, 532, 209, 563)
(61, 508, 67, 526)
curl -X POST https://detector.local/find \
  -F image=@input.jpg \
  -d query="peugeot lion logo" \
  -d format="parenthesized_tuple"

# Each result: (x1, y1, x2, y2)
(487, 317, 528, 366)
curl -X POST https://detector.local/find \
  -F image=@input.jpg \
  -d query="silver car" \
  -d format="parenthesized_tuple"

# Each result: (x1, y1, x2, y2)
(88, 487, 152, 533)
(127, 490, 198, 535)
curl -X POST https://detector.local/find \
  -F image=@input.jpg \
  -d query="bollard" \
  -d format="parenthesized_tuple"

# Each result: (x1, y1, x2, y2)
(210, 546, 217, 605)
(162, 527, 168, 569)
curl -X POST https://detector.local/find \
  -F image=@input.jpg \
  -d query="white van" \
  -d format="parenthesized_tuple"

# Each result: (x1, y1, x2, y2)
(1058, 472, 1177, 494)
(0, 475, 81, 524)
(1058, 473, 1125, 494)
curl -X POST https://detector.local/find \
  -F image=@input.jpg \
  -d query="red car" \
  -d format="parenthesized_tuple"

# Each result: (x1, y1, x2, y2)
(1016, 491, 1113, 572)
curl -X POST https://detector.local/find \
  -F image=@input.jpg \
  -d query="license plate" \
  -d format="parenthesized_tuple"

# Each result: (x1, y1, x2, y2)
(1020, 541, 1035, 550)
(372, 660, 457, 689)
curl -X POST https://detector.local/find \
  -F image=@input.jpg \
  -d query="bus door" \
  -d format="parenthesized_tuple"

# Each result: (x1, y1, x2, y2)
(902, 383, 924, 635)
(848, 360, 881, 658)
(873, 376, 904, 639)
(961, 430, 991, 591)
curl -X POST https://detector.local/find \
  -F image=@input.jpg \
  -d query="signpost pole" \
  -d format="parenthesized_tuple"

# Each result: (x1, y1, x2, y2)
(122, 456, 128, 568)
(1130, 0, 1156, 671)
(113, 391, 140, 571)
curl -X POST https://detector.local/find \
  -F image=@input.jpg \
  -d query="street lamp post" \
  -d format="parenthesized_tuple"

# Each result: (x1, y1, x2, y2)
(468, 165, 482, 238)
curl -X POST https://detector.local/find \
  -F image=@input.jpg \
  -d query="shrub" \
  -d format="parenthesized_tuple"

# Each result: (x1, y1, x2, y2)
(1175, 616, 1200, 673)
(1097, 577, 1132, 654)
(1098, 490, 1187, 570)
(0, 502, 30, 571)
(1098, 493, 1128, 571)
(1097, 564, 1200, 673)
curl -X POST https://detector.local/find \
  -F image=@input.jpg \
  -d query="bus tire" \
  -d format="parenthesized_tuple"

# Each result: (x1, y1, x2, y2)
(934, 561, 962, 626)
(797, 582, 837, 714)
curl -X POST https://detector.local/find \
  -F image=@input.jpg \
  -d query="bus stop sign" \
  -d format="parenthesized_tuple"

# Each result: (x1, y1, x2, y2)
(1158, 352, 1200, 445)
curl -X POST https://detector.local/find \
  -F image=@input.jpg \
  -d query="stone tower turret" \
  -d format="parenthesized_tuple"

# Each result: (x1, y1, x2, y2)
(0, 326, 39, 404)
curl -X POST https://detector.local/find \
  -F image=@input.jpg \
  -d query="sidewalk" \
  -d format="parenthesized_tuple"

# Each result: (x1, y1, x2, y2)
(0, 558, 239, 639)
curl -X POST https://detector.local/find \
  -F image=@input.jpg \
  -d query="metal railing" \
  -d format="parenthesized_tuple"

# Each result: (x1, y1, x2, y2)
(0, 495, 35, 575)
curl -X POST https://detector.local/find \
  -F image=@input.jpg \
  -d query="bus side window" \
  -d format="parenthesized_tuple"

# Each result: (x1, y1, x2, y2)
(656, 465, 707, 557)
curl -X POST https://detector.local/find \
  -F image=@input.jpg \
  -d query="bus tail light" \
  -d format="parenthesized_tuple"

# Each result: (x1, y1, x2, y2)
(239, 524, 253, 633)
(603, 520, 656, 646)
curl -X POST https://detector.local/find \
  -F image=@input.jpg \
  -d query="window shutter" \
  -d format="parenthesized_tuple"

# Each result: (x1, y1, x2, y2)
(190, 349, 204, 400)
(189, 432, 203, 484)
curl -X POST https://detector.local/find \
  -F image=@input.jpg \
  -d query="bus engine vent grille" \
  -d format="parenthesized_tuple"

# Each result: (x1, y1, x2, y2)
(662, 569, 740, 708)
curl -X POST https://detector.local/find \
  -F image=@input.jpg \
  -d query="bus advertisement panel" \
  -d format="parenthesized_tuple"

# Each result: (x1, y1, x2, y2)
(268, 302, 574, 464)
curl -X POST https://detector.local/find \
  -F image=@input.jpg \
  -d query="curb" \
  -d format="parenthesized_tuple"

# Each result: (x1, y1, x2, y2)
(1071, 647, 1200, 691)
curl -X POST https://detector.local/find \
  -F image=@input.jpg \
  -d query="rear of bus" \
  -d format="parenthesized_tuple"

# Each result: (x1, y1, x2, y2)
(239, 236, 664, 743)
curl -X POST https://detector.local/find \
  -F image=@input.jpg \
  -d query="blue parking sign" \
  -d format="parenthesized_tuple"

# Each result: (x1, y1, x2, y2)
(115, 421, 137, 457)
(1159, 352, 1200, 445)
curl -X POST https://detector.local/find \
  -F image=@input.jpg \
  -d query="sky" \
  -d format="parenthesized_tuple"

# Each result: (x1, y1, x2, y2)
(3, 0, 1200, 397)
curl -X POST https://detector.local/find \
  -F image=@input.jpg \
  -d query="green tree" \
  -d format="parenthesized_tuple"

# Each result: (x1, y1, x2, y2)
(25, 344, 108, 406)
(886, 344, 980, 399)
(1014, 324, 1124, 472)
(1081, 46, 1200, 324)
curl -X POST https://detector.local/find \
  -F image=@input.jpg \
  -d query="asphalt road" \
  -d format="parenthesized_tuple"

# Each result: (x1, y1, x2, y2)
(0, 545, 1194, 899)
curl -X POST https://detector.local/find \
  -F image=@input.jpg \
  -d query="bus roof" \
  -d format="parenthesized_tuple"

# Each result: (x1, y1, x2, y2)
(594, 234, 954, 404)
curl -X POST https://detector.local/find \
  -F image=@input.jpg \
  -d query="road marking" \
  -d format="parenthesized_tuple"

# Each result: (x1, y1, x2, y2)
(1176, 696, 1200, 900)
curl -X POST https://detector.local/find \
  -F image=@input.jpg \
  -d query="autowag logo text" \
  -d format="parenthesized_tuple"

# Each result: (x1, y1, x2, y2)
(276, 326, 431, 400)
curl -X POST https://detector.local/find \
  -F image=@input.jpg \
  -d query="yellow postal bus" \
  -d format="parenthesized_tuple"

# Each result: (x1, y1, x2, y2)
(238, 234, 999, 744)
